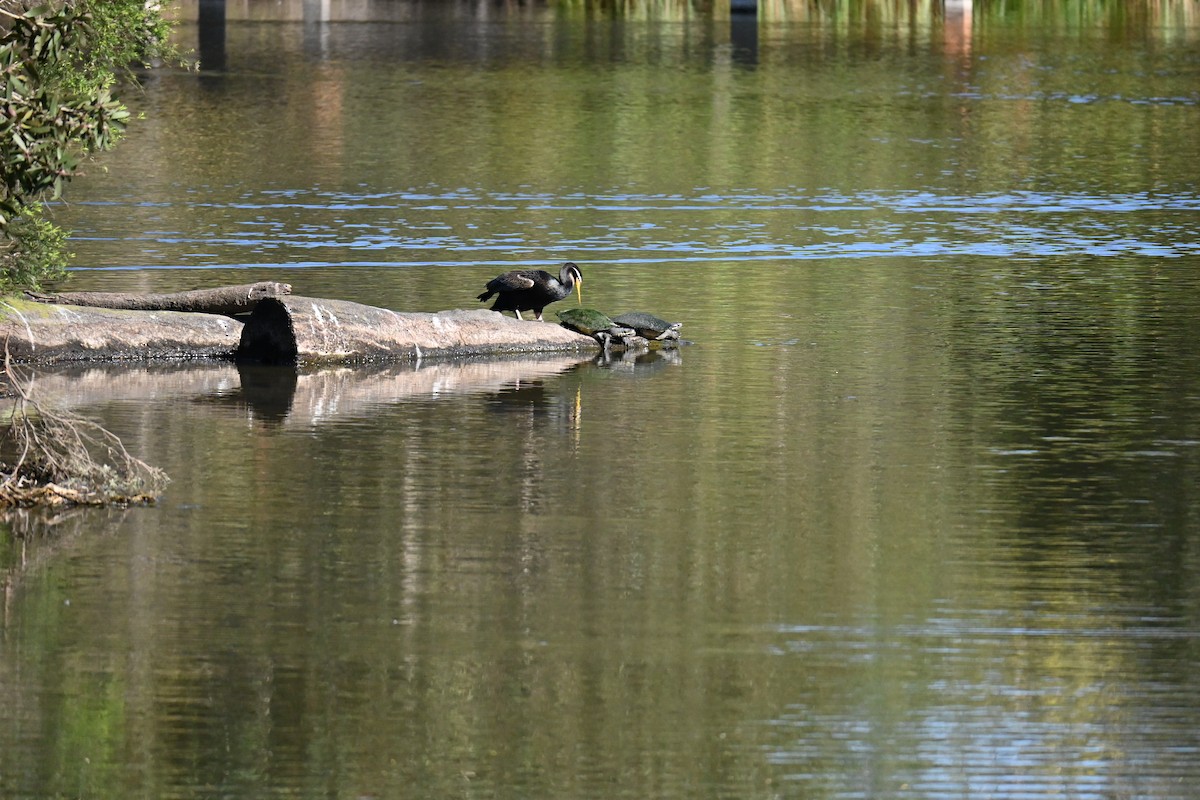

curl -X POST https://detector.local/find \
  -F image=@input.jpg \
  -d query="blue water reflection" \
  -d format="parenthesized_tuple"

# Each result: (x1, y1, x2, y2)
(68, 187, 1200, 274)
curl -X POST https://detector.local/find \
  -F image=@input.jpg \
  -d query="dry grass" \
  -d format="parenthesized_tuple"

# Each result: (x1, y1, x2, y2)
(0, 350, 168, 507)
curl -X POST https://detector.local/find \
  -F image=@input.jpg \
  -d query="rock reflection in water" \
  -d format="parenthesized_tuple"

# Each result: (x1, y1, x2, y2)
(237, 354, 592, 426)
(29, 362, 240, 410)
(18, 351, 678, 432)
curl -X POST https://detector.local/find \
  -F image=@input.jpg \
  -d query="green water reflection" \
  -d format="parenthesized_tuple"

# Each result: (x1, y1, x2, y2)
(4, 3, 1200, 799)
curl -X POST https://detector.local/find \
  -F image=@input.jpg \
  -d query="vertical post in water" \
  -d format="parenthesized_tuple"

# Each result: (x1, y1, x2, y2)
(730, 0, 758, 67)
(198, 0, 227, 73)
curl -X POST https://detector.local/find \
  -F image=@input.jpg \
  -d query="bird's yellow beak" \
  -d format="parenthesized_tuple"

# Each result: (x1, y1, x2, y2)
(575, 278, 583, 306)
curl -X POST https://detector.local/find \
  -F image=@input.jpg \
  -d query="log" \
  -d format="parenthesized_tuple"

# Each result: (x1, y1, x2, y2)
(0, 297, 242, 363)
(25, 281, 291, 316)
(237, 296, 598, 365)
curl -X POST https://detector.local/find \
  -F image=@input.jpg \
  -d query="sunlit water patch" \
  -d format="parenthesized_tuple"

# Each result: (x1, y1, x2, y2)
(756, 612, 1200, 799)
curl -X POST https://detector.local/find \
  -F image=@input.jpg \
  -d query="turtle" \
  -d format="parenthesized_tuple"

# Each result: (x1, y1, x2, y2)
(611, 312, 682, 341)
(555, 308, 636, 349)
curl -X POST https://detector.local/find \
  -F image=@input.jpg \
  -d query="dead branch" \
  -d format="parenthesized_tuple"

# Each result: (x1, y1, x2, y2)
(0, 346, 168, 507)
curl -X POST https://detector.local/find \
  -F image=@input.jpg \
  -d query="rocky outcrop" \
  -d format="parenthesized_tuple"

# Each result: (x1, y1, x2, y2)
(0, 290, 597, 365)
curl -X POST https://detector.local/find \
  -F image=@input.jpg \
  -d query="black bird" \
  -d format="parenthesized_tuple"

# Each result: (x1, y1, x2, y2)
(477, 262, 583, 321)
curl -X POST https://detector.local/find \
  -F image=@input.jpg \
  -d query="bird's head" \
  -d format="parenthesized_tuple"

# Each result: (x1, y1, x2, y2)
(563, 262, 583, 305)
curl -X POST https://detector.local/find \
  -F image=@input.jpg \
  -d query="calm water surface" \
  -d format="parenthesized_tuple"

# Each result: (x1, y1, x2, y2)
(4, 5, 1200, 799)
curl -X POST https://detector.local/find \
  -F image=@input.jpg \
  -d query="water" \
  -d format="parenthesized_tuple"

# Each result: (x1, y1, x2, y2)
(4, 5, 1200, 799)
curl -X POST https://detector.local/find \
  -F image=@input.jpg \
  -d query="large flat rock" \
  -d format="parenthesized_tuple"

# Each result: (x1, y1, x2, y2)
(236, 297, 598, 365)
(0, 295, 598, 365)
(0, 296, 242, 363)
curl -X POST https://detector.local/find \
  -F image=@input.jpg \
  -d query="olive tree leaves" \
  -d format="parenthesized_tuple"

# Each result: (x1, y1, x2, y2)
(0, 1, 174, 289)
(0, 4, 133, 228)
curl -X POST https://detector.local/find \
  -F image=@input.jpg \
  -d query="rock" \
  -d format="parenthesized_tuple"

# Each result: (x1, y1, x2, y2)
(236, 297, 600, 365)
(0, 296, 242, 364)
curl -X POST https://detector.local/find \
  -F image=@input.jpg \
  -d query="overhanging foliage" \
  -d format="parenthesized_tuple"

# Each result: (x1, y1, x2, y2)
(0, 1, 173, 288)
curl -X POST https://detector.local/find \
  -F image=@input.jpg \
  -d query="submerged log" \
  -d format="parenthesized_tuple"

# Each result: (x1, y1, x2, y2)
(0, 297, 242, 363)
(25, 281, 291, 316)
(237, 296, 598, 365)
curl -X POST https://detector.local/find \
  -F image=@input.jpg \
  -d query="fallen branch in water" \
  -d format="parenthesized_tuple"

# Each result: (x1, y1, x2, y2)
(25, 281, 292, 317)
(0, 347, 168, 507)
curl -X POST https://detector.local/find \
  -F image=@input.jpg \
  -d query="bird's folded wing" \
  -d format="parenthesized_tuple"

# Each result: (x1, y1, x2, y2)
(490, 273, 536, 290)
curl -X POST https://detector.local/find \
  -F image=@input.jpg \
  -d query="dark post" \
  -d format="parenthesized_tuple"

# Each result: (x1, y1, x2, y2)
(730, 0, 758, 67)
(198, 0, 227, 73)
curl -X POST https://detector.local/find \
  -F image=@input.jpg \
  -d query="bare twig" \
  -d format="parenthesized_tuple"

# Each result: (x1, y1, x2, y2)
(0, 343, 168, 507)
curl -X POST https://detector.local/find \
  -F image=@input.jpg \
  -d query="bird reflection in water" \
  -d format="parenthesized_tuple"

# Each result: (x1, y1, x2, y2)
(483, 347, 680, 512)
(486, 378, 583, 513)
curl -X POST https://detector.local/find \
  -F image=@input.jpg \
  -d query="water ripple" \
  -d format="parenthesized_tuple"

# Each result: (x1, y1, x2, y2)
(67, 187, 1200, 271)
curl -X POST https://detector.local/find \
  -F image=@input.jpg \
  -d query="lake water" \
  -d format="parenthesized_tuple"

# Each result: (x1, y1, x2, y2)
(4, 3, 1200, 798)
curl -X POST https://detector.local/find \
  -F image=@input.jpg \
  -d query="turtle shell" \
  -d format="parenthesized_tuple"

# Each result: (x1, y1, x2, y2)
(556, 308, 618, 336)
(611, 312, 682, 340)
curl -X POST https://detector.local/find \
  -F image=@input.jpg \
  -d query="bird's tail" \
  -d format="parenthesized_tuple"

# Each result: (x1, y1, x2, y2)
(477, 290, 493, 302)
